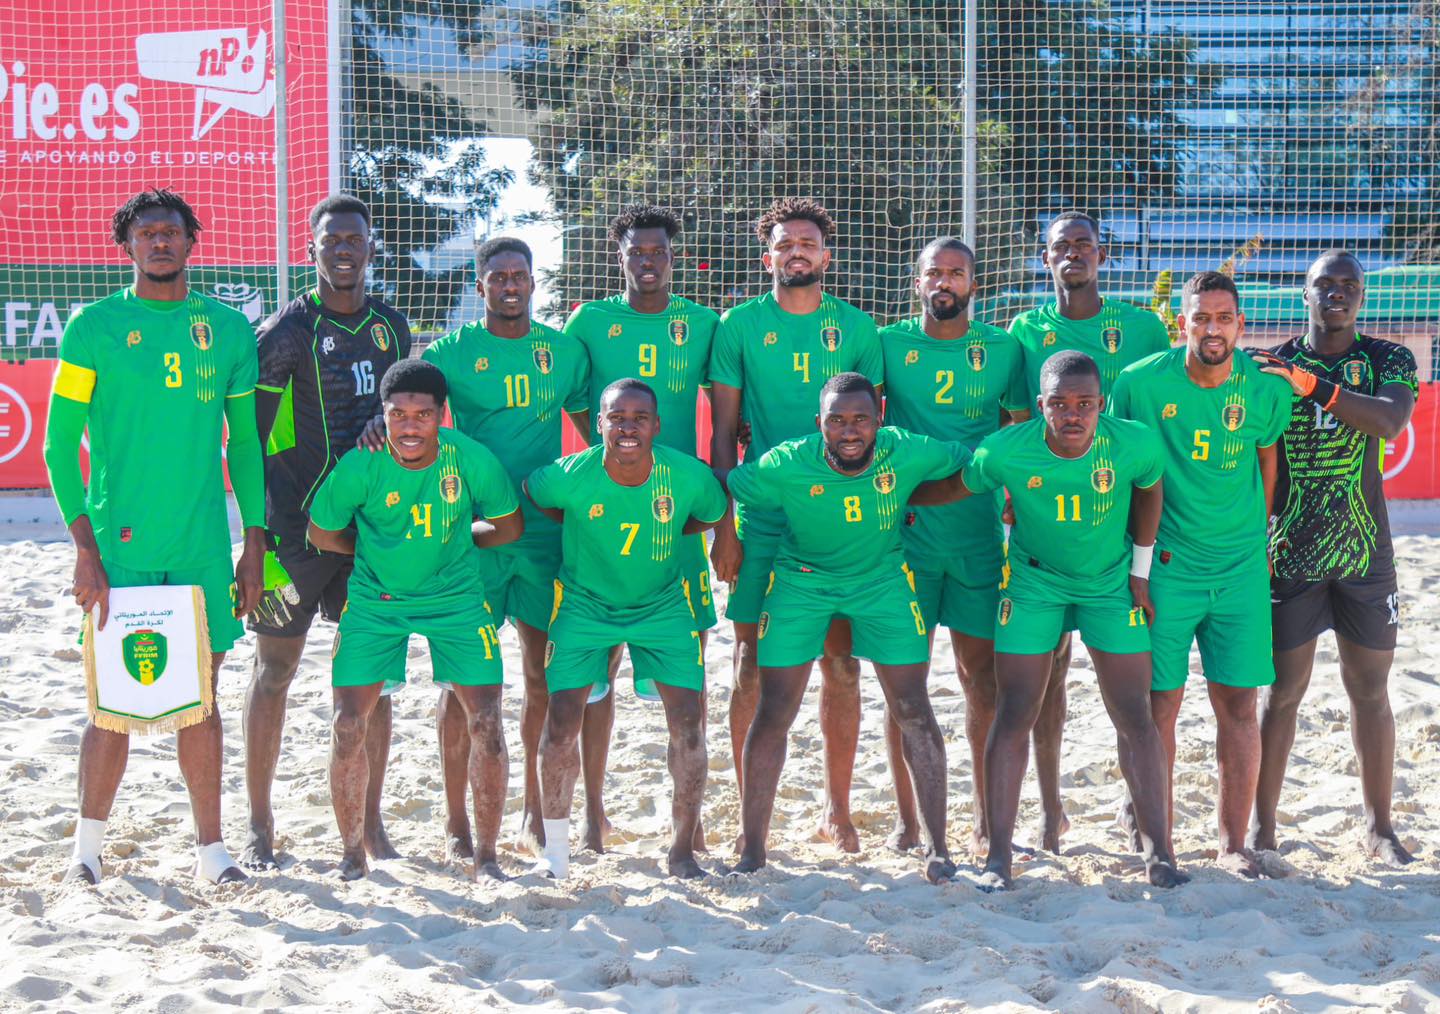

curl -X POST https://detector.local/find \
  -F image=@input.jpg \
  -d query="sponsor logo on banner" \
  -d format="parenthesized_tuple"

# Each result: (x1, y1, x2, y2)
(669, 320, 687, 346)
(652, 495, 674, 522)
(1223, 403, 1246, 432)
(134, 28, 276, 140)
(1091, 467, 1115, 493)
(190, 321, 213, 350)
(122, 628, 168, 685)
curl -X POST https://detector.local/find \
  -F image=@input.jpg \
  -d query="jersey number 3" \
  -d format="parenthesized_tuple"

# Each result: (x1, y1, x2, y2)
(164, 352, 183, 388)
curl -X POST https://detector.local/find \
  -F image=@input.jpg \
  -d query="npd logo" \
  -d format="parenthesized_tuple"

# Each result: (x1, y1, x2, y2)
(135, 29, 275, 140)
(211, 283, 264, 323)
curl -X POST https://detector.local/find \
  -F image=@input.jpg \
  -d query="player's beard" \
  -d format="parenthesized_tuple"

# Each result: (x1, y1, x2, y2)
(141, 267, 183, 284)
(824, 440, 875, 473)
(924, 292, 969, 321)
(1196, 340, 1233, 366)
(778, 268, 821, 288)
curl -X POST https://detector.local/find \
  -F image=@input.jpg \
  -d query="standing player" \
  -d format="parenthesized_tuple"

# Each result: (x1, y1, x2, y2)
(526, 380, 727, 879)
(1110, 272, 1293, 877)
(308, 360, 523, 881)
(44, 189, 265, 884)
(727, 373, 964, 883)
(1248, 250, 1419, 865)
(939, 351, 1183, 890)
(879, 237, 1065, 859)
(565, 205, 720, 850)
(1005, 211, 1174, 836)
(241, 195, 412, 871)
(422, 238, 598, 858)
(709, 198, 884, 853)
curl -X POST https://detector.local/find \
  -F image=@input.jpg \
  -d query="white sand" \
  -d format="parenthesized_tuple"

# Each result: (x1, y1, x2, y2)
(1, 495, 1437, 1012)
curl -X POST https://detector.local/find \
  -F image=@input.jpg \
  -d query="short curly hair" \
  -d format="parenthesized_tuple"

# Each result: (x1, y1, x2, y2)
(111, 188, 203, 246)
(609, 205, 682, 245)
(755, 197, 834, 246)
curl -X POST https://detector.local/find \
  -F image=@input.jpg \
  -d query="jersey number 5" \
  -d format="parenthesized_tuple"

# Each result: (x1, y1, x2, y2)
(1192, 429, 1210, 461)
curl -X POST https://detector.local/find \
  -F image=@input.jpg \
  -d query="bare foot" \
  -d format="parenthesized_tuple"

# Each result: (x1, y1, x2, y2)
(1115, 798, 1142, 853)
(969, 829, 989, 861)
(692, 819, 708, 854)
(580, 816, 612, 854)
(337, 853, 368, 881)
(238, 828, 279, 872)
(816, 812, 860, 854)
(63, 861, 98, 885)
(923, 853, 956, 884)
(1366, 829, 1416, 866)
(516, 810, 545, 857)
(730, 852, 765, 875)
(474, 859, 508, 882)
(364, 823, 400, 862)
(1216, 848, 1261, 879)
(1246, 824, 1278, 853)
(886, 821, 920, 854)
(976, 863, 1011, 892)
(215, 865, 249, 885)
(1145, 857, 1190, 888)
(731, 831, 746, 856)
(668, 850, 707, 879)
(1039, 810, 1070, 854)
(446, 833, 474, 863)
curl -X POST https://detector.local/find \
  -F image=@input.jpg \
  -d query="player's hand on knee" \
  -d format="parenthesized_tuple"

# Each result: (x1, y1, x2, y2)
(1129, 576, 1155, 623)
(72, 551, 111, 630)
(356, 413, 387, 452)
(233, 529, 266, 619)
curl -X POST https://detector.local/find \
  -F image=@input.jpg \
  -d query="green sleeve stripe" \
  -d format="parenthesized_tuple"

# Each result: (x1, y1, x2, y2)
(226, 388, 256, 399)
(255, 383, 286, 393)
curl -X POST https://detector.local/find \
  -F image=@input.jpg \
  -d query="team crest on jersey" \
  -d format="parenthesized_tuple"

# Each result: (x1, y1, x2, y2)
(763, 331, 778, 346)
(544, 640, 556, 666)
(1222, 403, 1246, 432)
(1043, 330, 1057, 347)
(608, 324, 624, 338)
(669, 320, 688, 346)
(757, 612, 770, 639)
(652, 495, 675, 523)
(821, 326, 842, 352)
(588, 503, 605, 519)
(905, 350, 919, 365)
(873, 471, 896, 494)
(1027, 475, 1043, 488)
(967, 343, 987, 372)
(190, 321, 213, 350)
(474, 357, 489, 372)
(1344, 360, 1365, 387)
(1162, 403, 1178, 419)
(998, 598, 1013, 627)
(371, 324, 390, 352)
(385, 491, 400, 507)
(533, 348, 553, 375)
(125, 330, 142, 347)
(440, 474, 462, 504)
(809, 484, 825, 497)
(1091, 467, 1115, 493)
(1101, 326, 1123, 354)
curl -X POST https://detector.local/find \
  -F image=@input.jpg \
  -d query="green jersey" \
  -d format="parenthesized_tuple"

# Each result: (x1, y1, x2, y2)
(52, 288, 258, 569)
(879, 317, 1028, 571)
(309, 430, 518, 604)
(527, 444, 727, 609)
(963, 415, 1164, 592)
(422, 320, 589, 547)
(565, 294, 719, 457)
(728, 427, 968, 581)
(1009, 298, 1171, 403)
(1110, 348, 1292, 580)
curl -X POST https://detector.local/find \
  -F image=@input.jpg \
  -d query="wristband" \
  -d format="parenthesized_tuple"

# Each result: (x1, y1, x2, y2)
(1130, 543, 1154, 579)
(1312, 378, 1340, 411)
(1291, 367, 1318, 399)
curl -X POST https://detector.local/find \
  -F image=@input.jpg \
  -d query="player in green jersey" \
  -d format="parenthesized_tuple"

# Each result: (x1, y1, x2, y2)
(1248, 250, 1420, 866)
(1110, 272, 1293, 878)
(43, 189, 267, 885)
(1003, 211, 1174, 846)
(564, 206, 721, 851)
(727, 373, 964, 883)
(420, 238, 608, 861)
(709, 198, 884, 854)
(309, 360, 524, 881)
(525, 379, 728, 879)
(917, 351, 1184, 890)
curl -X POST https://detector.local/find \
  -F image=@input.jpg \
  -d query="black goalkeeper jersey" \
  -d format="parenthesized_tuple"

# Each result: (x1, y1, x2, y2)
(256, 291, 412, 543)
(1266, 333, 1419, 582)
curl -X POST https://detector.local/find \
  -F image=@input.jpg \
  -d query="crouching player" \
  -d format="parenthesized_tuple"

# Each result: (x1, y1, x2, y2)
(307, 360, 524, 882)
(526, 379, 728, 879)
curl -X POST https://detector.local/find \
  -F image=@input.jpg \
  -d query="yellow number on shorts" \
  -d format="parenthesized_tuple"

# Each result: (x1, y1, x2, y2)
(934, 369, 955, 404)
(478, 624, 499, 660)
(1128, 607, 1147, 627)
(619, 522, 641, 555)
(503, 373, 531, 408)
(1192, 428, 1211, 461)
(639, 344, 657, 377)
(793, 352, 811, 384)
(163, 351, 183, 388)
(409, 502, 433, 539)
(699, 569, 712, 606)
(1054, 494, 1081, 522)
(843, 495, 863, 522)
(909, 600, 926, 635)
(692, 630, 703, 665)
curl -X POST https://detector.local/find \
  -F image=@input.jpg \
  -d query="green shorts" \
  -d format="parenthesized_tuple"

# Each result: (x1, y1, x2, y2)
(681, 532, 718, 631)
(1149, 564, 1274, 692)
(993, 568, 1149, 656)
(478, 540, 561, 631)
(105, 558, 241, 653)
(911, 565, 1001, 640)
(757, 561, 929, 667)
(332, 594, 503, 691)
(545, 580, 703, 698)
(725, 526, 780, 625)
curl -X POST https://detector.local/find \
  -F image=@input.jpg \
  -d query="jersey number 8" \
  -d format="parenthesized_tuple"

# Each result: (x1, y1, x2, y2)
(843, 495, 863, 522)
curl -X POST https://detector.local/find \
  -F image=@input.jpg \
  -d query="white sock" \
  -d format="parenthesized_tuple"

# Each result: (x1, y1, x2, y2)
(195, 841, 237, 883)
(71, 817, 106, 880)
(537, 818, 570, 879)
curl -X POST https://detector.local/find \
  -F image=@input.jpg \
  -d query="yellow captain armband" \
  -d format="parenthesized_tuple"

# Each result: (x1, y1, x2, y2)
(53, 360, 97, 404)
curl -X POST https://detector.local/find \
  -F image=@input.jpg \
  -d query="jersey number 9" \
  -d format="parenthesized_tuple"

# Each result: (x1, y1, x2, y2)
(639, 344, 657, 377)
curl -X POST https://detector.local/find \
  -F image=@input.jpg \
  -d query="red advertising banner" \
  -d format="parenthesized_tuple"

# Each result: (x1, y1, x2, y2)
(0, 1, 334, 268)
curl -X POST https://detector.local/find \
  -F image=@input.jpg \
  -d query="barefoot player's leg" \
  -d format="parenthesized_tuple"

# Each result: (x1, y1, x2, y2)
(330, 681, 384, 881)
(817, 619, 861, 852)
